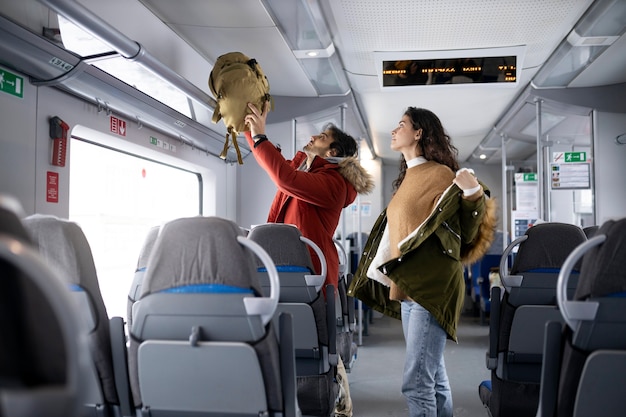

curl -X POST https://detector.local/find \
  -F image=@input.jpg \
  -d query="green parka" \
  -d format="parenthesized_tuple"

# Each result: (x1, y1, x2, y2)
(348, 181, 497, 341)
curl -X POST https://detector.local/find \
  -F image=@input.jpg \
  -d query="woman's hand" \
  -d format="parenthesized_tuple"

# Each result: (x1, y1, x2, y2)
(245, 101, 270, 138)
(454, 168, 482, 200)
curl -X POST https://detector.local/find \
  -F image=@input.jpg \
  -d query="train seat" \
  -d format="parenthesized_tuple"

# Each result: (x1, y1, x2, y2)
(582, 225, 599, 238)
(334, 239, 357, 372)
(476, 231, 510, 324)
(480, 222, 587, 417)
(23, 214, 134, 417)
(128, 216, 298, 417)
(476, 254, 501, 323)
(0, 201, 87, 417)
(127, 225, 160, 328)
(0, 196, 31, 242)
(536, 217, 626, 417)
(465, 260, 481, 313)
(248, 223, 338, 417)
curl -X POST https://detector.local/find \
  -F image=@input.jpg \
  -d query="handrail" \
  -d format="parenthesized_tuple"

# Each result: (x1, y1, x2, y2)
(334, 239, 348, 278)
(300, 236, 327, 292)
(556, 234, 605, 330)
(238, 236, 280, 326)
(499, 234, 527, 291)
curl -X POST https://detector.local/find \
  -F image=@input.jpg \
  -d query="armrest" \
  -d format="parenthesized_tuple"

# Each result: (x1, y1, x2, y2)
(346, 273, 356, 331)
(325, 284, 338, 366)
(535, 321, 563, 417)
(486, 286, 501, 370)
(278, 312, 298, 417)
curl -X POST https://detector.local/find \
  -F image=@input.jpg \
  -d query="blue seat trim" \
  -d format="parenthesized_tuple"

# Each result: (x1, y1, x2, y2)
(160, 284, 254, 294)
(606, 291, 626, 298)
(258, 265, 311, 273)
(479, 380, 492, 391)
(68, 283, 83, 292)
(136, 266, 146, 272)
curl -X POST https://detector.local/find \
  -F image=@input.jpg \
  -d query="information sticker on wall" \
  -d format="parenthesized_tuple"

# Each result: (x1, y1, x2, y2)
(46, 171, 59, 203)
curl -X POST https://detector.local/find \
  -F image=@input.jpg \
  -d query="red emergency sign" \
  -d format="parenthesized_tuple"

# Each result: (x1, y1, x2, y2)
(110, 115, 127, 136)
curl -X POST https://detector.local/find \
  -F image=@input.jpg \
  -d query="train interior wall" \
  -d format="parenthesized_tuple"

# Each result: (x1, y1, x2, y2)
(594, 111, 626, 225)
(0, 66, 237, 219)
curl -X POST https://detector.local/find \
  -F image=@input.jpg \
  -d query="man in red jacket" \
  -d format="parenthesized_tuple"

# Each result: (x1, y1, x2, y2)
(244, 101, 373, 417)
(244, 102, 374, 291)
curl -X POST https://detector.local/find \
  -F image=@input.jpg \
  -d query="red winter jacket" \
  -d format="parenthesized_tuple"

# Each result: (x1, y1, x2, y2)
(245, 131, 373, 291)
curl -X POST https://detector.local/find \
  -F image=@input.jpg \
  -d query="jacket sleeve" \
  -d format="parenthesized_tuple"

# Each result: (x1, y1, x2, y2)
(459, 182, 498, 265)
(459, 193, 486, 245)
(245, 131, 348, 209)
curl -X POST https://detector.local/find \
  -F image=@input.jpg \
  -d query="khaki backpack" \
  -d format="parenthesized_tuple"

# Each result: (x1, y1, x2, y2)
(209, 52, 273, 164)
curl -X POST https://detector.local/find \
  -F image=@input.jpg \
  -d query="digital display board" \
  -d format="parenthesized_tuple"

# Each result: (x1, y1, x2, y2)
(381, 56, 517, 86)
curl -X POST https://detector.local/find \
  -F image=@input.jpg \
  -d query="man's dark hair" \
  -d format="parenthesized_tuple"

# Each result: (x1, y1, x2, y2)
(325, 123, 358, 158)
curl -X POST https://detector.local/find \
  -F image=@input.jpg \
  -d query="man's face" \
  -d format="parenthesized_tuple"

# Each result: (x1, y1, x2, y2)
(304, 129, 336, 157)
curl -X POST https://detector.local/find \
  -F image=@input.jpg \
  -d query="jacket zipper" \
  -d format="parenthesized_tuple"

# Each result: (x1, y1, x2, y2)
(442, 221, 461, 240)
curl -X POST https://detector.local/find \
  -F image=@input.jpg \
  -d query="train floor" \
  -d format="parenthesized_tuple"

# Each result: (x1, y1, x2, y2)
(347, 311, 490, 417)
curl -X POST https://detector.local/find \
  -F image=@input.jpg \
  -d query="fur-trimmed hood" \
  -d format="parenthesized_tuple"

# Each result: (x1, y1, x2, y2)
(461, 195, 497, 265)
(327, 156, 375, 194)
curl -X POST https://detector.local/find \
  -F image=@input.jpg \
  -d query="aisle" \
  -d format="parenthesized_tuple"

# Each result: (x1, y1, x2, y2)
(347, 313, 490, 417)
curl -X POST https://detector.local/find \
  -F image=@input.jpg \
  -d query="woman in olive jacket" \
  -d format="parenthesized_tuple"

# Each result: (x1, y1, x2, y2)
(349, 107, 496, 417)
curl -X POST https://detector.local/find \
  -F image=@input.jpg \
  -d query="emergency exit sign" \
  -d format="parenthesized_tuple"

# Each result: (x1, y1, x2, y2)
(564, 152, 586, 162)
(0, 68, 23, 98)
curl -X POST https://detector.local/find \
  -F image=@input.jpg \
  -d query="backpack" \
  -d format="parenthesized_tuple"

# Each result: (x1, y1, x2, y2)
(209, 52, 273, 164)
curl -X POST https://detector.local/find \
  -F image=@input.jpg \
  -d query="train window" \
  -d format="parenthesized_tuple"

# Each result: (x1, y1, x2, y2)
(69, 138, 201, 319)
(58, 16, 193, 118)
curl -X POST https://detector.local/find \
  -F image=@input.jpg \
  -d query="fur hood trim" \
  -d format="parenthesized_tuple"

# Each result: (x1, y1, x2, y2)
(461, 196, 498, 266)
(336, 156, 375, 194)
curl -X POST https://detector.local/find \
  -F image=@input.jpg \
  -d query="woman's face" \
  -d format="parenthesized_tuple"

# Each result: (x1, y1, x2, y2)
(391, 114, 421, 155)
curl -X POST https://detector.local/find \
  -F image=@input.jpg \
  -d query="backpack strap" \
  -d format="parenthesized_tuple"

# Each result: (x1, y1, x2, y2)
(220, 128, 244, 165)
(211, 101, 222, 124)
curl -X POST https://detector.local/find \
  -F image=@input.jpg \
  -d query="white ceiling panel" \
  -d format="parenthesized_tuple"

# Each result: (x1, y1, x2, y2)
(325, 0, 594, 74)
(139, 0, 274, 27)
(569, 33, 626, 87)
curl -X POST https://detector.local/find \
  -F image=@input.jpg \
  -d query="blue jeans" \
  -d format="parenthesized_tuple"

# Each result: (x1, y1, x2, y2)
(401, 300, 453, 417)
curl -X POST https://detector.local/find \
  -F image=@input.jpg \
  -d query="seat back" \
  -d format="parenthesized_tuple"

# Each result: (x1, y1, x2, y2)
(582, 225, 599, 238)
(0, 201, 85, 417)
(0, 195, 30, 242)
(248, 223, 338, 417)
(537, 217, 626, 417)
(127, 225, 160, 327)
(128, 216, 296, 417)
(484, 222, 587, 417)
(22, 214, 127, 416)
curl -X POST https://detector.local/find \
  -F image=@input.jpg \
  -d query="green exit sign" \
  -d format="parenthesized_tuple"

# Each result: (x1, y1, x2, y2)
(565, 152, 586, 162)
(523, 173, 537, 181)
(0, 68, 23, 98)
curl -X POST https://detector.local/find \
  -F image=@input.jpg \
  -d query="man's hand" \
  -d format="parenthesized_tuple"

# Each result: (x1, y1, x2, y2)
(245, 101, 270, 139)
